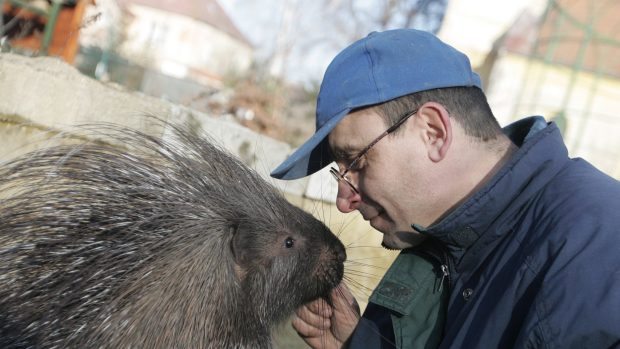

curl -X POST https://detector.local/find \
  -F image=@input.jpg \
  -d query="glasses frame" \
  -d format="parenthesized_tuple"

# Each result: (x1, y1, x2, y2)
(330, 108, 418, 194)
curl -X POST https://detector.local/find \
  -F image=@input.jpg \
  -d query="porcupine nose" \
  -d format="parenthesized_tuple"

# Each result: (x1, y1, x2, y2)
(329, 236, 346, 285)
(335, 241, 346, 264)
(325, 230, 346, 265)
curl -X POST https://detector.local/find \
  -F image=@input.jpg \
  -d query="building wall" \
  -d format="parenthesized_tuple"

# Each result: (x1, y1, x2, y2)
(437, 0, 546, 67)
(438, 0, 620, 179)
(487, 53, 620, 178)
(119, 4, 252, 85)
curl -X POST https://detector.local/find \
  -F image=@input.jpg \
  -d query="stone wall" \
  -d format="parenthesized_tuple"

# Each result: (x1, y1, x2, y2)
(0, 53, 307, 196)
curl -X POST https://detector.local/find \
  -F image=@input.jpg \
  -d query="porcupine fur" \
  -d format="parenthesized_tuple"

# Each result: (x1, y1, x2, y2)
(0, 121, 346, 348)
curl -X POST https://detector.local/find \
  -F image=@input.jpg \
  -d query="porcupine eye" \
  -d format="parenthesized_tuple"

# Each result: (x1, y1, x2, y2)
(284, 237, 295, 248)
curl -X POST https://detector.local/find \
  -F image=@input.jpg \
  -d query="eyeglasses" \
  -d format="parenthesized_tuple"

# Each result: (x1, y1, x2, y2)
(330, 108, 418, 194)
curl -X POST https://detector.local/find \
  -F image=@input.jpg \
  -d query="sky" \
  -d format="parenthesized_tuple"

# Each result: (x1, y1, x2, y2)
(218, 0, 446, 84)
(219, 0, 333, 84)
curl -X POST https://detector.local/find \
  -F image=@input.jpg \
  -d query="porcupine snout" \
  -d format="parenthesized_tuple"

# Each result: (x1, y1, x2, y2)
(316, 230, 347, 291)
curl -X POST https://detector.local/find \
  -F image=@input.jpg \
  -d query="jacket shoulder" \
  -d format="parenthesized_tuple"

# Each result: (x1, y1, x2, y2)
(519, 159, 620, 347)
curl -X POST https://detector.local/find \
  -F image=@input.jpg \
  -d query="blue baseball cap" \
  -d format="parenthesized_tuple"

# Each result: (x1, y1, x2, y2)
(270, 29, 482, 180)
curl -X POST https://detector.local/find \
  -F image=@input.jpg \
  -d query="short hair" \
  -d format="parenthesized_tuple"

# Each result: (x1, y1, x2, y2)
(372, 86, 503, 142)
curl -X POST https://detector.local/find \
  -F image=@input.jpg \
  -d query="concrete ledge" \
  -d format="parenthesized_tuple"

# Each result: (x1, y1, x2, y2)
(0, 53, 309, 196)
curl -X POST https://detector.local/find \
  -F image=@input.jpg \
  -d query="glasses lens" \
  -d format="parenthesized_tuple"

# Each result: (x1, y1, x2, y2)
(329, 167, 341, 181)
(330, 167, 358, 193)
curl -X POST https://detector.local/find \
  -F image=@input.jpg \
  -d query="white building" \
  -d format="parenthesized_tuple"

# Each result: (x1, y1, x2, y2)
(79, 0, 253, 89)
(118, 0, 252, 86)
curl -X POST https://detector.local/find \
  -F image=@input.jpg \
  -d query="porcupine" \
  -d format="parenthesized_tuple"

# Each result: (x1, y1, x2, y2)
(0, 121, 346, 348)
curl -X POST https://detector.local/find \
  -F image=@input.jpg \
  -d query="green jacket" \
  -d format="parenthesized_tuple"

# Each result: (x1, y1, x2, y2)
(349, 245, 447, 348)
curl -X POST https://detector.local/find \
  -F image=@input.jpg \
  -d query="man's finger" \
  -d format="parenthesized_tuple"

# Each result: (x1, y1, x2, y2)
(305, 297, 333, 317)
(295, 304, 333, 330)
(292, 313, 331, 337)
(331, 283, 360, 316)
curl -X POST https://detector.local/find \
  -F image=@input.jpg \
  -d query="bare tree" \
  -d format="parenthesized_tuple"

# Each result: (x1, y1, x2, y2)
(322, 0, 448, 43)
(251, 0, 448, 83)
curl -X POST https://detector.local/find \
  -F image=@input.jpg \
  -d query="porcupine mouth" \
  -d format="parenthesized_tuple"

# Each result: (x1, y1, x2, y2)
(313, 241, 346, 299)
(319, 265, 345, 308)
(308, 268, 344, 301)
(320, 257, 345, 296)
(307, 261, 343, 303)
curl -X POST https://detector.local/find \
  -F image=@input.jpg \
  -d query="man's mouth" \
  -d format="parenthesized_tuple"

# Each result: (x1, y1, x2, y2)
(368, 210, 386, 228)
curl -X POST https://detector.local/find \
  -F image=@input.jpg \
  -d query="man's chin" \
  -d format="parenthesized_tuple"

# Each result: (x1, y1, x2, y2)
(381, 231, 426, 250)
(380, 241, 402, 250)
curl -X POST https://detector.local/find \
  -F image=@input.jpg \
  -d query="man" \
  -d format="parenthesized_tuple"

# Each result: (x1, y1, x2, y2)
(270, 29, 620, 348)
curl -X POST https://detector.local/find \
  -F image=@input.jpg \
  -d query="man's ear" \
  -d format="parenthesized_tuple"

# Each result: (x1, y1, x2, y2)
(416, 102, 452, 162)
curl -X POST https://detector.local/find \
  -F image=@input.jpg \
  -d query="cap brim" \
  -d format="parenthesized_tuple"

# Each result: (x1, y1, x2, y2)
(270, 109, 350, 180)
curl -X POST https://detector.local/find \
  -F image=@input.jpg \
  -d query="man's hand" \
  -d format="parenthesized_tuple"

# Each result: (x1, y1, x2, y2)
(292, 283, 360, 349)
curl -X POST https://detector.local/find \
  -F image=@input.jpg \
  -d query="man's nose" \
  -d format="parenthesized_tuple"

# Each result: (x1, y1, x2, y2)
(335, 182, 361, 213)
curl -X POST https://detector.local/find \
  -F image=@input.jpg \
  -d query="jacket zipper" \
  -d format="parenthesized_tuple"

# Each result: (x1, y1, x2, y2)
(439, 247, 453, 293)
(440, 264, 450, 292)
(417, 240, 453, 293)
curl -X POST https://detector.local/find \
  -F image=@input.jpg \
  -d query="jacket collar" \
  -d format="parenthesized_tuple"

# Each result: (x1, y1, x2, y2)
(411, 116, 568, 263)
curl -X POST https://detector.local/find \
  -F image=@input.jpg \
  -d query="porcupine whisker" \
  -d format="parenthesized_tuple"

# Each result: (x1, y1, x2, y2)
(345, 256, 384, 266)
(343, 268, 385, 280)
(343, 278, 375, 295)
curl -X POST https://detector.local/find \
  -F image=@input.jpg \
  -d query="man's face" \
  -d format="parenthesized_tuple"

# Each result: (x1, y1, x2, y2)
(328, 108, 435, 249)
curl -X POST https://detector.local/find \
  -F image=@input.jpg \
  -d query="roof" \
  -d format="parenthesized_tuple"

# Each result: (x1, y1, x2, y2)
(119, 0, 251, 45)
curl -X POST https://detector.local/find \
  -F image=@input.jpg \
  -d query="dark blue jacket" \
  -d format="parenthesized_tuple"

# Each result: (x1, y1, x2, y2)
(350, 116, 620, 348)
